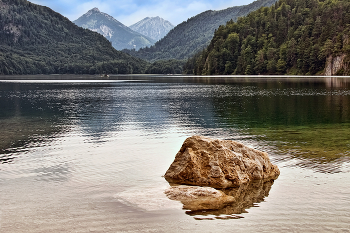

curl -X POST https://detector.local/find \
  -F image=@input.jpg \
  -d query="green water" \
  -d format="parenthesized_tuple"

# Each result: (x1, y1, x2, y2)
(251, 124, 350, 159)
(206, 77, 350, 172)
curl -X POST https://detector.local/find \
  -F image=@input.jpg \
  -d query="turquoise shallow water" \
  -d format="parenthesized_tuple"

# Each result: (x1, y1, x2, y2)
(0, 76, 349, 232)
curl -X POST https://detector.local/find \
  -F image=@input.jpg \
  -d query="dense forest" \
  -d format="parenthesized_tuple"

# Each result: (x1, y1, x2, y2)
(0, 0, 148, 75)
(124, 0, 278, 62)
(184, 0, 350, 75)
(145, 60, 185, 74)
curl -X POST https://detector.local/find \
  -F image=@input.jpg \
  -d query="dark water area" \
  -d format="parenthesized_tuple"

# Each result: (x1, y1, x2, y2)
(0, 76, 350, 232)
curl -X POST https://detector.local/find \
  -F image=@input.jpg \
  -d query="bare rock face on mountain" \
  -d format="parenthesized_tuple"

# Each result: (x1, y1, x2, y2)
(164, 136, 280, 188)
(130, 16, 174, 41)
(74, 8, 155, 50)
(325, 54, 348, 76)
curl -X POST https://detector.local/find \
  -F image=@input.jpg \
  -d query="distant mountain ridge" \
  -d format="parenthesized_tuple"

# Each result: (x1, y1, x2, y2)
(124, 0, 278, 61)
(74, 8, 156, 50)
(130, 17, 174, 41)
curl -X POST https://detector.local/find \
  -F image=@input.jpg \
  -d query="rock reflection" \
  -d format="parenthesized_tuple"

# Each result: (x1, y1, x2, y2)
(165, 179, 274, 220)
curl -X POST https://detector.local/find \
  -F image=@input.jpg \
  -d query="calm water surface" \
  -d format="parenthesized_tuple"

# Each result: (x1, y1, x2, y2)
(0, 75, 350, 232)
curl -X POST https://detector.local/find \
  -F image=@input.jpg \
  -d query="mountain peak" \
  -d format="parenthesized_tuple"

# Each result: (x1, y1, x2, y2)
(130, 17, 174, 41)
(81, 7, 102, 17)
(91, 7, 100, 12)
(74, 8, 156, 50)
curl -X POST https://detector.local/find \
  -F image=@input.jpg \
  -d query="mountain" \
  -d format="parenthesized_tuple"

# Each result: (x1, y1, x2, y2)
(74, 8, 156, 50)
(185, 0, 350, 76)
(129, 17, 174, 41)
(124, 0, 278, 61)
(0, 0, 148, 75)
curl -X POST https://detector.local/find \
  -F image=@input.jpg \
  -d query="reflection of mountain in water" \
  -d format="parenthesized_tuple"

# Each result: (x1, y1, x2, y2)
(166, 180, 274, 220)
(71, 83, 220, 139)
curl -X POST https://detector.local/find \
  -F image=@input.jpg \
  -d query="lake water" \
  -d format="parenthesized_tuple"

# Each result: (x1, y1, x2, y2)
(0, 75, 350, 232)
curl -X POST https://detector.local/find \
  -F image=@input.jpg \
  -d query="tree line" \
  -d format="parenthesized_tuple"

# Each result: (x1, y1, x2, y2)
(184, 0, 350, 75)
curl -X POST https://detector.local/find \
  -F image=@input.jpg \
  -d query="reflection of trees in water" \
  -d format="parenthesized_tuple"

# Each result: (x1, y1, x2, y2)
(251, 123, 350, 173)
(0, 83, 67, 162)
(269, 148, 350, 174)
(209, 80, 350, 173)
(166, 180, 274, 220)
(213, 87, 350, 128)
(0, 117, 63, 163)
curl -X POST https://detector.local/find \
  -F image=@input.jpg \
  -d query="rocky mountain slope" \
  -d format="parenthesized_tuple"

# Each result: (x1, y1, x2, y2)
(0, 0, 148, 75)
(130, 16, 174, 41)
(124, 0, 278, 61)
(74, 8, 156, 50)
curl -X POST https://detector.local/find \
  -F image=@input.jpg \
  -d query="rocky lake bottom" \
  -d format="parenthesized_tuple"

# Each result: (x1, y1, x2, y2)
(0, 75, 349, 232)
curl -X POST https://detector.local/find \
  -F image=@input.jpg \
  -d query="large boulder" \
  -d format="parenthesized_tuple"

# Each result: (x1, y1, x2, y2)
(164, 136, 280, 188)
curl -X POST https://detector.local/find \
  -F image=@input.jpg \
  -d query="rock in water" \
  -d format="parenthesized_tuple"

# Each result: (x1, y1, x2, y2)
(164, 185, 235, 212)
(164, 180, 274, 215)
(164, 136, 280, 188)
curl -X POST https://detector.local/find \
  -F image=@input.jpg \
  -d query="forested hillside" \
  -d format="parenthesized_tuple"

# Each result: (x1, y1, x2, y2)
(185, 0, 350, 75)
(0, 0, 148, 75)
(124, 0, 278, 62)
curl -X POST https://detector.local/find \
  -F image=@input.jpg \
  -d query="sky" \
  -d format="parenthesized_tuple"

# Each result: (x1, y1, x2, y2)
(29, 0, 256, 26)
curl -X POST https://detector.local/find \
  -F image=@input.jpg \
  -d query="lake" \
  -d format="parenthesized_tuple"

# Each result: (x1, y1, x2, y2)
(0, 75, 350, 232)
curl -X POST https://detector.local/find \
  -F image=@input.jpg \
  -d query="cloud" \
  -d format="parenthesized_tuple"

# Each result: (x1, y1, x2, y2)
(29, 0, 256, 25)
(121, 0, 213, 26)
(119, 0, 256, 26)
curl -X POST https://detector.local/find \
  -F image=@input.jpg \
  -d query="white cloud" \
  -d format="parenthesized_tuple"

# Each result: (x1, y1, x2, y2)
(30, 0, 256, 26)
(120, 0, 212, 26)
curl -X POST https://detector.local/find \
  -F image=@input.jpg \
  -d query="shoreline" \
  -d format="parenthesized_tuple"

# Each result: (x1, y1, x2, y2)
(1, 74, 350, 81)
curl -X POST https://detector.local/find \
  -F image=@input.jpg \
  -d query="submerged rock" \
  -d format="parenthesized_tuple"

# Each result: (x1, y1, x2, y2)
(165, 185, 235, 212)
(164, 136, 280, 188)
(165, 179, 274, 216)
